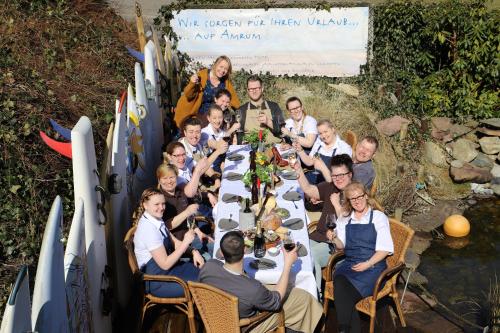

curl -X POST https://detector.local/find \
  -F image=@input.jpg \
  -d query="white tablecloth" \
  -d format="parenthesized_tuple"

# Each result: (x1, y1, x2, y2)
(213, 145, 318, 299)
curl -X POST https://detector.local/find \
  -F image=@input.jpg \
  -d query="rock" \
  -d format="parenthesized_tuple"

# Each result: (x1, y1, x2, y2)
(407, 200, 464, 232)
(402, 269, 428, 286)
(492, 184, 500, 196)
(449, 124, 471, 138)
(477, 127, 500, 136)
(491, 164, 500, 178)
(491, 177, 500, 185)
(389, 92, 398, 105)
(431, 117, 452, 131)
(450, 162, 493, 183)
(409, 233, 432, 254)
(450, 160, 463, 168)
(481, 118, 500, 128)
(467, 199, 477, 205)
(464, 119, 480, 128)
(375, 116, 410, 136)
(449, 138, 478, 162)
(405, 249, 421, 269)
(470, 183, 494, 195)
(328, 83, 359, 97)
(471, 152, 494, 169)
(423, 141, 449, 167)
(479, 136, 500, 154)
(401, 291, 431, 313)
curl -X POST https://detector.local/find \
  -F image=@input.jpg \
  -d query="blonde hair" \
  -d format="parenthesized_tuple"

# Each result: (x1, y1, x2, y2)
(341, 181, 381, 217)
(212, 55, 232, 78)
(132, 188, 165, 226)
(156, 163, 178, 189)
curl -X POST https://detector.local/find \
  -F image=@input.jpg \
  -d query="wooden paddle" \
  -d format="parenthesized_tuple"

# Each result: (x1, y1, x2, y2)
(135, 2, 146, 52)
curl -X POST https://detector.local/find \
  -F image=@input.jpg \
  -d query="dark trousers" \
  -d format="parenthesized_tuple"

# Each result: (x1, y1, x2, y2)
(334, 275, 362, 333)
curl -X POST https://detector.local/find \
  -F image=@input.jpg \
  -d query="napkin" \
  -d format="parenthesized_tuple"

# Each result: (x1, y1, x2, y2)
(281, 218, 304, 230)
(282, 191, 301, 201)
(227, 153, 245, 161)
(297, 243, 308, 257)
(224, 172, 243, 181)
(222, 193, 241, 203)
(218, 218, 238, 231)
(249, 258, 277, 270)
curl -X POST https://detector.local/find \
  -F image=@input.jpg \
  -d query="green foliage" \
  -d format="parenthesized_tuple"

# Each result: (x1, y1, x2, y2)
(367, 0, 499, 120)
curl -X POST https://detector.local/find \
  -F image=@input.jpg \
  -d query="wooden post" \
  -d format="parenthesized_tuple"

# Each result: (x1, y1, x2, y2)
(135, 3, 146, 52)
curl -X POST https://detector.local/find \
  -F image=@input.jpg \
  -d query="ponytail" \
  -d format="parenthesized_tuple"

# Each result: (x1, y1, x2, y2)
(132, 187, 165, 226)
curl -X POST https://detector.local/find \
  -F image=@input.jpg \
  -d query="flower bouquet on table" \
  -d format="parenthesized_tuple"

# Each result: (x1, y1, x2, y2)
(243, 129, 271, 151)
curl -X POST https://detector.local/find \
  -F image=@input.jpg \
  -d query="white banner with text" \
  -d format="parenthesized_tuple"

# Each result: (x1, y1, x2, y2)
(171, 8, 369, 77)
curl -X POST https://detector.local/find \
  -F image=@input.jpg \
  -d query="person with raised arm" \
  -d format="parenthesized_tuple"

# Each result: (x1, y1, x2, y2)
(133, 188, 202, 297)
(175, 55, 240, 128)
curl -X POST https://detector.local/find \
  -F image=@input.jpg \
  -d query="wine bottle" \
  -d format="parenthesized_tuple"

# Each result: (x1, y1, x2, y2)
(251, 174, 258, 205)
(250, 151, 256, 171)
(244, 198, 251, 213)
(254, 220, 265, 258)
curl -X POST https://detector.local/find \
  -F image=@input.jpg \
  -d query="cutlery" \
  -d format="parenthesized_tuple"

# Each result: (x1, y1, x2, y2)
(293, 200, 298, 209)
(283, 186, 294, 195)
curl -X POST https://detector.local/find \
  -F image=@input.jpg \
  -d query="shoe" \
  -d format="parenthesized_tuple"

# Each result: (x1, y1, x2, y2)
(271, 147, 289, 167)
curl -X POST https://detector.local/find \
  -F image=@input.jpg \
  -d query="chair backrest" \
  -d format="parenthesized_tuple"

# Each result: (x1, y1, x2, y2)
(124, 226, 140, 275)
(343, 130, 358, 152)
(387, 218, 414, 268)
(188, 281, 241, 333)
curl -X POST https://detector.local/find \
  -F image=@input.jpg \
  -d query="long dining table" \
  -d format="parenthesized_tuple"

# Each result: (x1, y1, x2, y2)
(212, 144, 318, 299)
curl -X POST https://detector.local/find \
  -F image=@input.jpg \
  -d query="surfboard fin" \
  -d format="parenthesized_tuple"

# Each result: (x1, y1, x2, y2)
(49, 119, 72, 141)
(39, 131, 72, 158)
(125, 45, 144, 62)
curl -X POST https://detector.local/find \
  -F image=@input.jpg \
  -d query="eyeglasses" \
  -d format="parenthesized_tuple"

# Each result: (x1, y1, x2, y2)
(331, 172, 351, 179)
(288, 106, 302, 113)
(247, 87, 262, 92)
(348, 193, 366, 202)
(172, 153, 186, 158)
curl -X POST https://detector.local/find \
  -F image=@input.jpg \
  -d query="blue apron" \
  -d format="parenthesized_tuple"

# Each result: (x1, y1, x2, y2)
(142, 225, 199, 298)
(335, 210, 386, 297)
(305, 147, 336, 184)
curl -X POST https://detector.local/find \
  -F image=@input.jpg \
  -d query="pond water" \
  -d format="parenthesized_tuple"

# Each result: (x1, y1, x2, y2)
(419, 198, 500, 331)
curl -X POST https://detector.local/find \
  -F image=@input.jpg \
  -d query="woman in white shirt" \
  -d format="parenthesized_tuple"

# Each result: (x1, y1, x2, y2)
(329, 182, 393, 333)
(293, 119, 352, 184)
(133, 188, 203, 297)
(280, 96, 317, 153)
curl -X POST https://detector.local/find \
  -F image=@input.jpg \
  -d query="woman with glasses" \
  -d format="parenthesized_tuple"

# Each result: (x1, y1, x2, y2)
(330, 181, 393, 333)
(293, 119, 352, 185)
(174, 55, 240, 128)
(280, 96, 317, 153)
(156, 163, 215, 260)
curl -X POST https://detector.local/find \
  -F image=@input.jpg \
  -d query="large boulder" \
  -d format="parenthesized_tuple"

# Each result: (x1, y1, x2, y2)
(376, 116, 410, 136)
(430, 117, 452, 140)
(423, 141, 449, 167)
(449, 138, 478, 162)
(471, 152, 495, 169)
(479, 136, 500, 155)
(450, 160, 493, 183)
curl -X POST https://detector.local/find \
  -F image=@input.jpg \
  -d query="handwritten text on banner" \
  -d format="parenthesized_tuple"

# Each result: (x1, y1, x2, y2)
(171, 8, 369, 77)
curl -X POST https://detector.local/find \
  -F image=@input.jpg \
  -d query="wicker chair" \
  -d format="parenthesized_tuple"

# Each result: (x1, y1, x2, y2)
(343, 130, 358, 152)
(124, 226, 197, 333)
(322, 218, 414, 333)
(188, 281, 286, 333)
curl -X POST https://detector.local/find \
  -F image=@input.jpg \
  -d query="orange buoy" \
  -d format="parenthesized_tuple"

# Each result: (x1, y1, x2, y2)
(443, 215, 470, 237)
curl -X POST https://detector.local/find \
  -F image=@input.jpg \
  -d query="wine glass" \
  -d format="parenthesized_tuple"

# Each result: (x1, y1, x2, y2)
(283, 232, 296, 251)
(288, 151, 297, 167)
(193, 187, 203, 204)
(187, 214, 196, 230)
(326, 214, 336, 253)
(202, 144, 211, 156)
(224, 111, 233, 130)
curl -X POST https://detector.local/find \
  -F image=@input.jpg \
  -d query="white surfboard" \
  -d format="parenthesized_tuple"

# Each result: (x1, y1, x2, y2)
(31, 196, 69, 332)
(64, 198, 92, 332)
(144, 41, 164, 172)
(0, 266, 31, 333)
(135, 62, 156, 189)
(72, 117, 111, 333)
(109, 96, 133, 314)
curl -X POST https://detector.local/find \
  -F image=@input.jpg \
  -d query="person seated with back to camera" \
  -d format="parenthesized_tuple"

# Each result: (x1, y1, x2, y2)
(328, 181, 393, 333)
(133, 188, 202, 297)
(279, 96, 317, 154)
(293, 119, 352, 186)
(157, 163, 215, 260)
(200, 104, 240, 173)
(292, 154, 354, 293)
(177, 116, 228, 189)
(199, 231, 323, 333)
(310, 135, 379, 192)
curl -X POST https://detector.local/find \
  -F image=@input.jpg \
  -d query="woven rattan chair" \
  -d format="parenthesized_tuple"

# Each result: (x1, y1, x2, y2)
(188, 281, 286, 333)
(124, 226, 197, 333)
(343, 130, 358, 152)
(322, 218, 414, 333)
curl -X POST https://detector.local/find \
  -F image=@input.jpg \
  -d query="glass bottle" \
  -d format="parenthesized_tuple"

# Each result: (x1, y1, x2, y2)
(254, 220, 265, 258)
